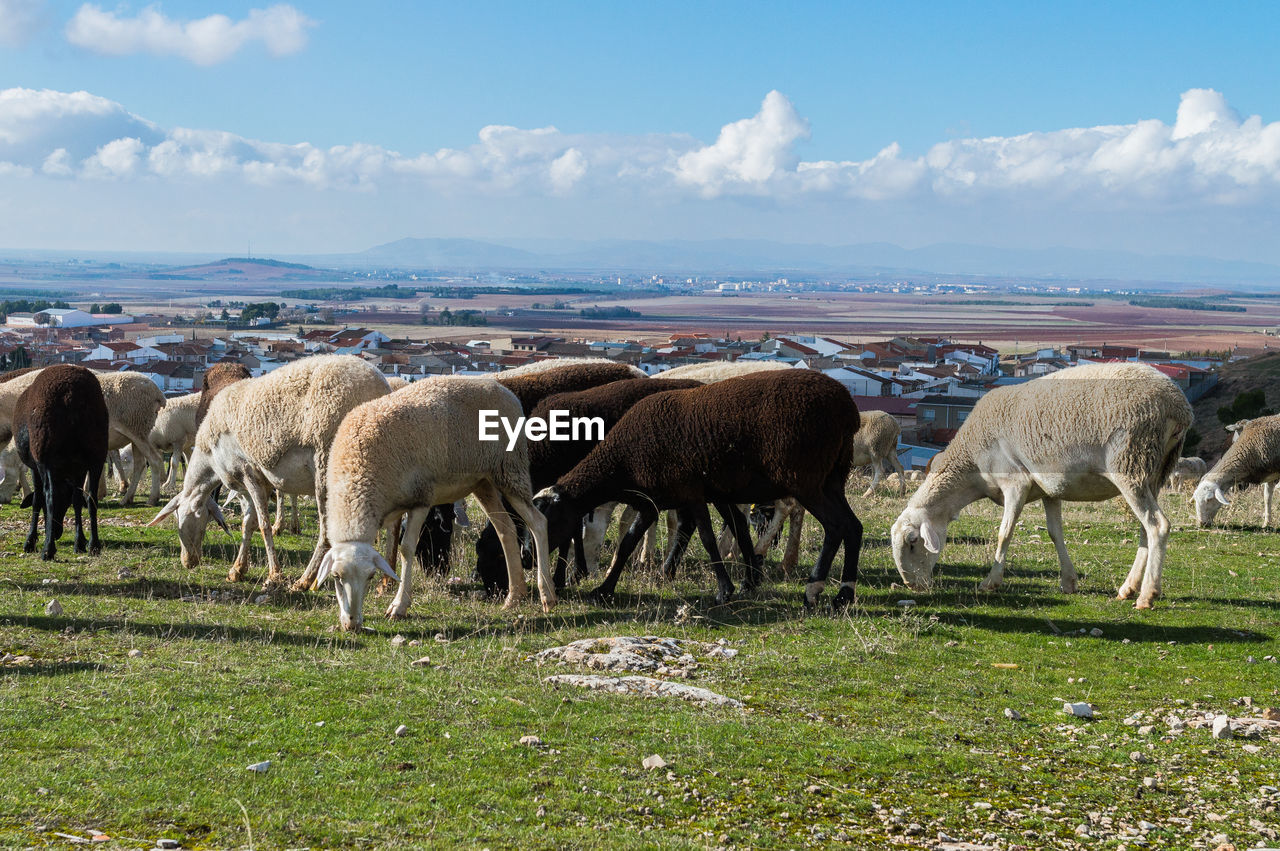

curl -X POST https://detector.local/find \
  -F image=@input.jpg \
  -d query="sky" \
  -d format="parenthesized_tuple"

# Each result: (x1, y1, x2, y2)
(2, 0, 1280, 262)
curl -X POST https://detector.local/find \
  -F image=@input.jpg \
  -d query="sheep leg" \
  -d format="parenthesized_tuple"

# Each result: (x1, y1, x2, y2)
(589, 507, 658, 602)
(40, 467, 58, 561)
(271, 491, 286, 536)
(715, 502, 763, 592)
(1117, 524, 1149, 602)
(580, 502, 615, 571)
(754, 499, 790, 557)
(72, 486, 87, 553)
(662, 508, 698, 580)
(163, 446, 181, 492)
(1042, 498, 1078, 593)
(571, 534, 589, 584)
(780, 502, 805, 578)
(85, 464, 101, 556)
(23, 467, 42, 554)
(889, 451, 907, 497)
(473, 482, 531, 609)
(386, 507, 428, 620)
(228, 494, 259, 582)
(978, 486, 1030, 592)
(1265, 482, 1274, 527)
(1114, 482, 1169, 609)
(295, 463, 333, 590)
(863, 460, 883, 498)
(797, 483, 863, 609)
(692, 504, 736, 606)
(505, 490, 557, 612)
(290, 494, 301, 533)
(241, 479, 284, 587)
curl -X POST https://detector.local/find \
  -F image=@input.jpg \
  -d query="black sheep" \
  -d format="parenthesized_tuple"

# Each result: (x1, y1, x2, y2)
(13, 365, 109, 560)
(474, 377, 704, 590)
(535, 370, 864, 608)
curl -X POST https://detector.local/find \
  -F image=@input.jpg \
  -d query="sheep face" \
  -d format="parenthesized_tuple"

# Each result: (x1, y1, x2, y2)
(533, 487, 584, 554)
(149, 493, 228, 568)
(315, 542, 398, 631)
(890, 506, 945, 590)
(1192, 480, 1230, 526)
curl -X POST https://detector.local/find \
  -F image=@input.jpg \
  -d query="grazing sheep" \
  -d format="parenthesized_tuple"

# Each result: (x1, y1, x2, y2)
(535, 370, 864, 608)
(150, 355, 390, 588)
(474, 377, 702, 590)
(118, 391, 202, 492)
(386, 377, 408, 391)
(852, 410, 906, 496)
(318, 377, 556, 630)
(0, 441, 25, 503)
(1193, 414, 1280, 527)
(10, 365, 109, 560)
(891, 362, 1191, 609)
(1166, 456, 1208, 492)
(93, 372, 168, 506)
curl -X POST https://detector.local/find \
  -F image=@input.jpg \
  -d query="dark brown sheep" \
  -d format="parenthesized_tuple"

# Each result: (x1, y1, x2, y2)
(194, 362, 252, 428)
(12, 365, 109, 560)
(474, 377, 703, 589)
(535, 370, 864, 608)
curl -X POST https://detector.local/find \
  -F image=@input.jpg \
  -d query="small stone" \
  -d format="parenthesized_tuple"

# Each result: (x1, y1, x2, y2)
(536, 805, 546, 818)
(315, 721, 324, 727)
(904, 823, 924, 836)
(1212, 716, 1233, 739)
(1003, 707, 1022, 721)
(44, 599, 63, 616)
(972, 801, 993, 810)
(1129, 751, 1150, 764)
(254, 594, 269, 604)
(156, 840, 181, 850)
(390, 634, 407, 647)
(1075, 824, 1091, 837)
(117, 568, 133, 579)
(127, 649, 142, 658)
(520, 735, 542, 747)
(246, 761, 270, 773)
(1063, 701, 1094, 718)
(1138, 820, 1157, 831)
(1142, 777, 1157, 788)
(394, 724, 409, 738)
(642, 754, 667, 770)
(806, 785, 823, 794)
(434, 632, 448, 643)
(1247, 656, 1257, 663)
(1090, 627, 1104, 637)
(1138, 724, 1155, 735)
(896, 599, 917, 607)
(1242, 744, 1261, 754)
(1262, 707, 1280, 721)
(410, 656, 432, 667)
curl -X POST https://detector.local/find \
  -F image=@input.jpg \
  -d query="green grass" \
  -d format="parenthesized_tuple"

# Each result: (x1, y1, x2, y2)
(1, 480, 1278, 849)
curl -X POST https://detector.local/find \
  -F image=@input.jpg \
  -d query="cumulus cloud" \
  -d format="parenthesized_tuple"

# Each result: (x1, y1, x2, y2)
(1, 86, 1279, 211)
(65, 3, 314, 65)
(0, 0, 45, 46)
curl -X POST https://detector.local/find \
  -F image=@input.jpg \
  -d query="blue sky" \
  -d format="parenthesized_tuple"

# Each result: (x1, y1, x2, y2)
(2, 1, 1280, 261)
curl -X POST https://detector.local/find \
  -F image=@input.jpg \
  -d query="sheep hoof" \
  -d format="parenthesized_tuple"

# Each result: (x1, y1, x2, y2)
(585, 588, 616, 605)
(41, 549, 55, 561)
(89, 543, 101, 556)
(1060, 580, 1078, 594)
(978, 580, 1002, 592)
(1134, 598, 1154, 610)
(1115, 587, 1135, 601)
(289, 579, 313, 593)
(22, 538, 36, 554)
(831, 586, 856, 611)
(385, 604, 408, 620)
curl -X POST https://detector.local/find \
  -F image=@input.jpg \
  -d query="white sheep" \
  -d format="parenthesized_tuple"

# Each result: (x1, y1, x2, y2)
(852, 410, 907, 496)
(150, 355, 390, 588)
(1193, 414, 1280, 527)
(318, 377, 555, 629)
(117, 391, 202, 493)
(1165, 456, 1208, 493)
(891, 362, 1191, 609)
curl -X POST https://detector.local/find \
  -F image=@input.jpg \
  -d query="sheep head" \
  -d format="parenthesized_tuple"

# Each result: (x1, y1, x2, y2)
(532, 486, 585, 554)
(315, 541, 398, 631)
(890, 506, 946, 591)
(149, 492, 229, 569)
(1192, 479, 1230, 526)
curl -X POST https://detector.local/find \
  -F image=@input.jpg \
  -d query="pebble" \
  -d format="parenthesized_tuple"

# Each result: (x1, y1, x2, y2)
(390, 634, 407, 647)
(1142, 777, 1157, 788)
(805, 785, 823, 795)
(1247, 656, 1257, 663)
(1242, 744, 1261, 754)
(1063, 701, 1094, 718)
(127, 649, 142, 658)
(642, 754, 667, 770)
(896, 599, 917, 608)
(904, 823, 924, 836)
(1003, 708, 1022, 721)
(410, 656, 432, 667)
(1075, 824, 1091, 837)
(1137, 725, 1155, 736)
(44, 599, 63, 616)
(254, 594, 269, 604)
(246, 761, 271, 773)
(156, 840, 181, 850)
(1129, 751, 1150, 764)
(117, 568, 133, 579)
(519, 735, 542, 747)
(1089, 627, 1104, 637)
(394, 725, 409, 738)
(1212, 716, 1233, 739)
(1138, 820, 1157, 831)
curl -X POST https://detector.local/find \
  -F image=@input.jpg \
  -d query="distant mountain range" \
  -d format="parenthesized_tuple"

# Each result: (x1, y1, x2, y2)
(296, 237, 1280, 287)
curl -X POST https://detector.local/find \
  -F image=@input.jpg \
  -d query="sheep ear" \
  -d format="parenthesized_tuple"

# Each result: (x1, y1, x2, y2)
(207, 498, 230, 533)
(374, 553, 400, 582)
(149, 494, 182, 526)
(920, 518, 946, 554)
(315, 550, 335, 586)
(1214, 486, 1231, 506)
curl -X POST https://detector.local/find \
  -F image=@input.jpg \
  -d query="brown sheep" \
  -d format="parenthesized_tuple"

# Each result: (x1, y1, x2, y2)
(535, 370, 864, 608)
(195, 362, 252, 428)
(11, 365, 109, 560)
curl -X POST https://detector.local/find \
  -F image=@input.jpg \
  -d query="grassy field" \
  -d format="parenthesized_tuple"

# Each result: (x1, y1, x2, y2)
(1, 481, 1278, 850)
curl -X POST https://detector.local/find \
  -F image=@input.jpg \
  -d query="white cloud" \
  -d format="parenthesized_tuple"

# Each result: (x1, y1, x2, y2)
(1, 85, 1280, 213)
(0, 0, 44, 47)
(65, 3, 315, 65)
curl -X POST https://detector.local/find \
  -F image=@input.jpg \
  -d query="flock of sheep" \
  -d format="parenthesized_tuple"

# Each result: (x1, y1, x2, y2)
(1, 355, 1266, 628)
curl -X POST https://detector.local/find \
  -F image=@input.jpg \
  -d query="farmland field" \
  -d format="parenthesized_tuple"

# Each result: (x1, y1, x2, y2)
(1, 481, 1278, 849)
